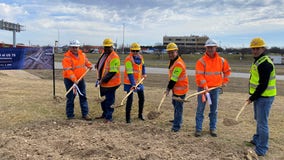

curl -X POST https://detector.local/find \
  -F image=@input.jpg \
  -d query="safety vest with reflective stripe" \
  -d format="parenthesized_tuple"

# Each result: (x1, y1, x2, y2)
(124, 53, 144, 85)
(100, 50, 121, 87)
(249, 55, 276, 96)
(62, 49, 92, 82)
(195, 52, 231, 88)
(169, 57, 189, 95)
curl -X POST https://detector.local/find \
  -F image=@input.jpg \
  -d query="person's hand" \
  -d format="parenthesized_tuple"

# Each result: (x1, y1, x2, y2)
(204, 86, 209, 93)
(222, 83, 227, 87)
(95, 79, 100, 87)
(73, 86, 77, 95)
(143, 74, 147, 79)
(246, 99, 252, 104)
(131, 85, 137, 91)
(164, 89, 170, 96)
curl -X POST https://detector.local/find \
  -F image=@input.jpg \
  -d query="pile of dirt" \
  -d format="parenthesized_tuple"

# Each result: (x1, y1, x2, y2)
(0, 119, 246, 160)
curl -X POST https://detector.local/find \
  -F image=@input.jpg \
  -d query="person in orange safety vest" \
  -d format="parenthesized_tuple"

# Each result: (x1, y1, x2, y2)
(194, 39, 231, 137)
(164, 42, 189, 132)
(62, 40, 93, 121)
(95, 38, 121, 123)
(124, 42, 147, 123)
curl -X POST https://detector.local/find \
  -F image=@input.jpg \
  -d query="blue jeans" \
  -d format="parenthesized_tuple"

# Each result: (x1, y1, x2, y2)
(64, 78, 89, 118)
(195, 87, 220, 132)
(172, 94, 185, 131)
(100, 86, 119, 121)
(252, 97, 274, 156)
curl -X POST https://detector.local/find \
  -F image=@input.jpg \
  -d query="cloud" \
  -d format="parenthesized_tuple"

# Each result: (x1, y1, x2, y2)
(0, 0, 284, 47)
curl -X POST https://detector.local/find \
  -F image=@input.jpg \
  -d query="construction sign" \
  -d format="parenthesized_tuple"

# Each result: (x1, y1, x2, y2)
(0, 47, 53, 70)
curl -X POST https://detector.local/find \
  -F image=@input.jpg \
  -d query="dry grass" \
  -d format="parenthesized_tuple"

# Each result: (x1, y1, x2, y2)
(0, 69, 284, 159)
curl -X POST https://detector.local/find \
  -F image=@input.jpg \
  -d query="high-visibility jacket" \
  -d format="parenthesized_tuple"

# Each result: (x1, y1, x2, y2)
(195, 52, 231, 88)
(100, 50, 121, 87)
(249, 55, 276, 96)
(169, 57, 189, 95)
(124, 53, 144, 85)
(62, 49, 92, 82)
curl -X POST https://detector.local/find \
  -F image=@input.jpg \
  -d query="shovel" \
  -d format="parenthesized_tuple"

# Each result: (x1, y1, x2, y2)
(223, 101, 250, 126)
(147, 92, 167, 120)
(94, 70, 106, 102)
(95, 84, 105, 102)
(112, 77, 145, 108)
(64, 68, 90, 97)
(172, 86, 220, 102)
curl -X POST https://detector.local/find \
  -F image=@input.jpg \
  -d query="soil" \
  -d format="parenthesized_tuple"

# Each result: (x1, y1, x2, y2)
(1, 70, 283, 160)
(0, 119, 247, 160)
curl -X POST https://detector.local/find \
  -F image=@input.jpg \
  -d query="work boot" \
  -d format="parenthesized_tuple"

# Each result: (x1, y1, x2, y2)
(138, 114, 145, 121)
(194, 131, 202, 137)
(82, 114, 92, 121)
(210, 130, 217, 137)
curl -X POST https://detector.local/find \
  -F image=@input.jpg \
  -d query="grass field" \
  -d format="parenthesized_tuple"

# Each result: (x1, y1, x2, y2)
(0, 53, 283, 159)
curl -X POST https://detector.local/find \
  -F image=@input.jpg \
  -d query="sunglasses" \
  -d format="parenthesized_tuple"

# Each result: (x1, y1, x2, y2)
(132, 50, 140, 52)
(71, 47, 79, 49)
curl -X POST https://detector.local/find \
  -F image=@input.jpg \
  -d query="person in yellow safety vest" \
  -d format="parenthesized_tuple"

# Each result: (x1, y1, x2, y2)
(194, 39, 231, 137)
(246, 37, 276, 156)
(124, 42, 147, 123)
(95, 38, 121, 123)
(164, 42, 189, 132)
(62, 40, 93, 121)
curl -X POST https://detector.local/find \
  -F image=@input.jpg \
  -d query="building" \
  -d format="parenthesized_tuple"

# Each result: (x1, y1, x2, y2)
(163, 35, 209, 50)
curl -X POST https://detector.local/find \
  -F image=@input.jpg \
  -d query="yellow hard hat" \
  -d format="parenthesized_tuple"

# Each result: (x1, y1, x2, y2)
(130, 42, 141, 51)
(103, 38, 113, 47)
(166, 42, 178, 51)
(250, 37, 266, 48)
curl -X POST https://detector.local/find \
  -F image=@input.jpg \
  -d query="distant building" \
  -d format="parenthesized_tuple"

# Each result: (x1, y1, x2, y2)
(163, 35, 209, 50)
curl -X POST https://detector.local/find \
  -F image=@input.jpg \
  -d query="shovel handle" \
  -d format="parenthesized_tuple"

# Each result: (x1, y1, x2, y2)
(157, 93, 167, 112)
(120, 77, 145, 106)
(64, 68, 90, 97)
(235, 101, 249, 121)
(186, 86, 219, 99)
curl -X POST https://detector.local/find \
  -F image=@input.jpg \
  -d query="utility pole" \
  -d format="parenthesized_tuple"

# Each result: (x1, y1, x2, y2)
(122, 23, 125, 54)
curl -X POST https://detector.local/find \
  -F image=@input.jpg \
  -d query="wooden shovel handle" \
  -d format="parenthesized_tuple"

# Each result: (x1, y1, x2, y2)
(184, 86, 220, 100)
(120, 77, 145, 105)
(235, 101, 250, 121)
(157, 93, 167, 112)
(64, 68, 90, 97)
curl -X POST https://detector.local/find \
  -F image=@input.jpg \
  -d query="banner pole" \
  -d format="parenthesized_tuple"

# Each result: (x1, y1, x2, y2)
(53, 47, 56, 98)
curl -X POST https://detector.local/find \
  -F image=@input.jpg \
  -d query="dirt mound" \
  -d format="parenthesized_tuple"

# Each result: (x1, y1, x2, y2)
(0, 119, 246, 160)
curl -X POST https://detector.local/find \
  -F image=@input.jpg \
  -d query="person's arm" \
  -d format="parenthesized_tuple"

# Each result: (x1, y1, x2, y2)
(166, 66, 182, 91)
(195, 58, 207, 88)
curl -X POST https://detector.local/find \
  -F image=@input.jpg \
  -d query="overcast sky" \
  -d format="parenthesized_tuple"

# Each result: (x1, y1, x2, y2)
(1, 0, 284, 48)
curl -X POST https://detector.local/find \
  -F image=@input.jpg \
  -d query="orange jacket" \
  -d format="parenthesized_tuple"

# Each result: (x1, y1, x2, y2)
(169, 57, 189, 95)
(100, 51, 121, 87)
(195, 52, 231, 88)
(62, 49, 92, 82)
(124, 53, 143, 84)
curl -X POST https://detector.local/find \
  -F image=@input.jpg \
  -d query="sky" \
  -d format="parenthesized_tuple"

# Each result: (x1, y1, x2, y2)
(0, 0, 284, 48)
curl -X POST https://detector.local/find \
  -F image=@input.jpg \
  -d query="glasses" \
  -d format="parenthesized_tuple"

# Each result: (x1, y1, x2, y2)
(71, 47, 79, 49)
(251, 48, 262, 51)
(132, 50, 140, 52)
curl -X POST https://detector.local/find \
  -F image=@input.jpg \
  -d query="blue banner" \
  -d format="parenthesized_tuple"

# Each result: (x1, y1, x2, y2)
(0, 47, 54, 70)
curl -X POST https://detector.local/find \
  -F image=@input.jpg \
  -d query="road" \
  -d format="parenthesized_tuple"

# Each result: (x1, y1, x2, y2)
(54, 62, 284, 80)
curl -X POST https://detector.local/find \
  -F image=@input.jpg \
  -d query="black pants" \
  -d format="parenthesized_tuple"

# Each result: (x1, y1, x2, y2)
(126, 90, 144, 121)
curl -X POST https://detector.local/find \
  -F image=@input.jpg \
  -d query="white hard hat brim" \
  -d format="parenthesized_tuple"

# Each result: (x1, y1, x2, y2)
(205, 44, 217, 47)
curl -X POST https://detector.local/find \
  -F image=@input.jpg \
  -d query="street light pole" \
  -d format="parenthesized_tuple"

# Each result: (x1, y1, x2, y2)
(122, 23, 125, 54)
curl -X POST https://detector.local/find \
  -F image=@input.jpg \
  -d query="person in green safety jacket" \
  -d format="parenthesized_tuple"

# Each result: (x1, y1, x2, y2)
(246, 37, 276, 157)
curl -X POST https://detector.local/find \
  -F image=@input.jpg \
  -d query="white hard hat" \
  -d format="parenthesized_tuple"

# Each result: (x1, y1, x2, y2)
(205, 39, 218, 47)
(69, 40, 80, 47)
